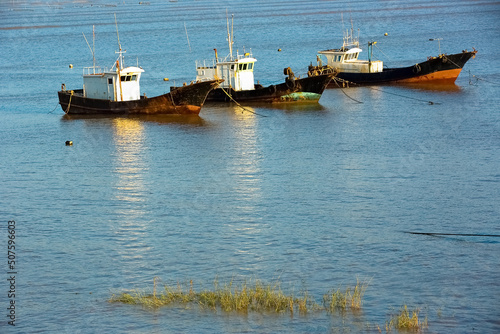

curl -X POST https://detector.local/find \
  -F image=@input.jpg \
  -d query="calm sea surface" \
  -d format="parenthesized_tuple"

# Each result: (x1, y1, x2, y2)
(1, 0, 499, 333)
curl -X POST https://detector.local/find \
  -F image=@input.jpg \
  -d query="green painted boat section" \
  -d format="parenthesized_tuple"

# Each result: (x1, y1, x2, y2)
(280, 92, 321, 102)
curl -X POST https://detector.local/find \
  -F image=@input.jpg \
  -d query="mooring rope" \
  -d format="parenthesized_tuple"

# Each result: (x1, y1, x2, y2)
(332, 77, 363, 104)
(168, 89, 178, 111)
(367, 86, 440, 105)
(469, 70, 500, 86)
(219, 87, 268, 117)
(48, 103, 59, 114)
(442, 55, 461, 69)
(405, 232, 500, 237)
(65, 91, 74, 113)
(333, 77, 439, 105)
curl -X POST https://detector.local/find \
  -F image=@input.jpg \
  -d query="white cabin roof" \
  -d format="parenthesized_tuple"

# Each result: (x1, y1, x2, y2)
(319, 47, 362, 55)
(119, 66, 144, 74)
(235, 57, 257, 63)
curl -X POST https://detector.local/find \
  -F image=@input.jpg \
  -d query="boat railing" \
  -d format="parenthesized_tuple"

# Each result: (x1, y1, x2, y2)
(196, 49, 254, 68)
(83, 66, 109, 75)
(222, 49, 254, 63)
(196, 59, 217, 69)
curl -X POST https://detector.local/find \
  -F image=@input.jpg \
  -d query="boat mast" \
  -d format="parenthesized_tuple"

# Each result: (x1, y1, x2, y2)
(227, 11, 234, 60)
(429, 38, 442, 55)
(115, 13, 124, 102)
(92, 25, 96, 72)
(115, 13, 124, 69)
(82, 26, 97, 74)
(368, 41, 376, 73)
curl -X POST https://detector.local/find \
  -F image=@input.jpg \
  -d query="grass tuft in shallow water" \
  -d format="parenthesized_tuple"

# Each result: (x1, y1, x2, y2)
(386, 304, 428, 332)
(322, 278, 369, 311)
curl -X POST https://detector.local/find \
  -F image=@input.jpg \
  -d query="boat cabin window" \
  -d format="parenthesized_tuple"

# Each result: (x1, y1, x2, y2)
(344, 53, 358, 61)
(108, 78, 113, 84)
(248, 63, 253, 70)
(238, 63, 248, 71)
(120, 75, 137, 82)
(231, 64, 234, 70)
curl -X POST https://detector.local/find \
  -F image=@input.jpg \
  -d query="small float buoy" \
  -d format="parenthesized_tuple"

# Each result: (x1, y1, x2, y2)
(65, 140, 73, 146)
(69, 64, 73, 69)
(384, 33, 388, 36)
(163, 78, 169, 81)
(278, 48, 282, 52)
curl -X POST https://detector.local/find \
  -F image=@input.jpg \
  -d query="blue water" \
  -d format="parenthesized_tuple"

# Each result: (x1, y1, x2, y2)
(1, 0, 500, 333)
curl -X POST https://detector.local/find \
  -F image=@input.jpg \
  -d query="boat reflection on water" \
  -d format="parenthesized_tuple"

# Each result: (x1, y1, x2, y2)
(61, 114, 160, 262)
(110, 118, 154, 264)
(62, 113, 207, 126)
(395, 82, 463, 93)
(219, 103, 268, 275)
(112, 117, 147, 204)
(204, 101, 327, 115)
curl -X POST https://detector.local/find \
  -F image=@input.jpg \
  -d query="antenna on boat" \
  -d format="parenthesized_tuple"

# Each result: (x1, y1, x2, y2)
(429, 38, 442, 55)
(350, 16, 354, 42)
(114, 13, 125, 68)
(114, 14, 124, 102)
(82, 26, 97, 74)
(93, 25, 96, 69)
(341, 13, 345, 42)
(226, 10, 234, 60)
(184, 22, 192, 52)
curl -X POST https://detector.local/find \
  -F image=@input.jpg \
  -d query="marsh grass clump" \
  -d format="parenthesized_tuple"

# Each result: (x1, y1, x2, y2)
(109, 278, 196, 308)
(110, 277, 322, 314)
(194, 279, 316, 314)
(386, 305, 428, 332)
(323, 278, 369, 312)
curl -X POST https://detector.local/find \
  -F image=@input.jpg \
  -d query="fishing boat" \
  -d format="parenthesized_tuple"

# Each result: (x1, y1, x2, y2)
(194, 15, 335, 103)
(58, 24, 221, 115)
(308, 27, 477, 86)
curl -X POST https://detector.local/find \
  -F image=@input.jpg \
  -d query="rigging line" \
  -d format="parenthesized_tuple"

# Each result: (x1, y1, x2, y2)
(373, 44, 391, 62)
(48, 103, 59, 114)
(368, 86, 440, 105)
(469, 70, 479, 86)
(82, 32, 94, 59)
(219, 87, 268, 117)
(469, 72, 500, 86)
(442, 54, 461, 69)
(405, 232, 500, 237)
(184, 22, 191, 52)
(333, 78, 363, 103)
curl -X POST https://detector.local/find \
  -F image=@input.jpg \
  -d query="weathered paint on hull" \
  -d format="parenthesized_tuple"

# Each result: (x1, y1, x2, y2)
(394, 68, 463, 83)
(58, 80, 221, 115)
(280, 92, 321, 102)
(206, 73, 334, 103)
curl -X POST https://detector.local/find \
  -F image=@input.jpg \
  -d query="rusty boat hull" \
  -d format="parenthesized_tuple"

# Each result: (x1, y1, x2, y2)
(205, 73, 335, 103)
(310, 50, 477, 86)
(58, 79, 221, 115)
